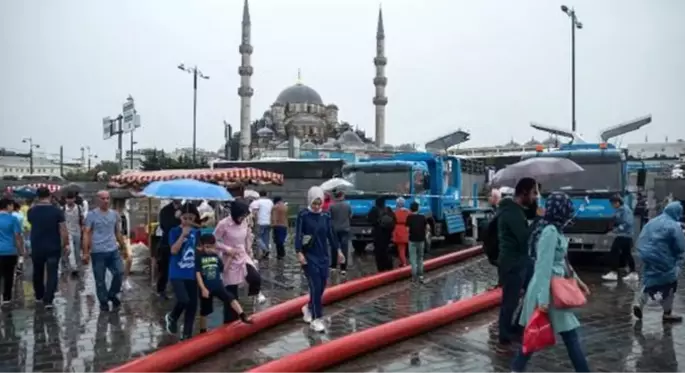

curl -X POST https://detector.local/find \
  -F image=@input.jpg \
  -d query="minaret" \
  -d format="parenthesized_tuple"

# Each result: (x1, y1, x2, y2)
(238, 0, 254, 160)
(373, 7, 388, 147)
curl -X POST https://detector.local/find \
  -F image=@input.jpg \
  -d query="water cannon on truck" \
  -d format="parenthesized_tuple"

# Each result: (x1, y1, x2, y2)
(527, 114, 651, 253)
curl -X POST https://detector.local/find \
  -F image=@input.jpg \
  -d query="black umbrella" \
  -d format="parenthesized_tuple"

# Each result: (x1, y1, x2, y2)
(61, 183, 83, 194)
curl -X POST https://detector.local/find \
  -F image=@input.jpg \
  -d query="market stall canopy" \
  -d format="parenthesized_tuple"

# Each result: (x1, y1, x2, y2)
(107, 168, 284, 189)
(5, 183, 62, 195)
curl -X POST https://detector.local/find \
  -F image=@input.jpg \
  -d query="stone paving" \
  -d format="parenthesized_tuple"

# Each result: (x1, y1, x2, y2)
(0, 245, 461, 372)
(180, 256, 498, 372)
(332, 270, 685, 372)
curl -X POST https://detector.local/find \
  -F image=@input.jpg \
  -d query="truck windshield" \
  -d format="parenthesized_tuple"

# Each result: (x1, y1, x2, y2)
(343, 170, 410, 194)
(540, 161, 622, 193)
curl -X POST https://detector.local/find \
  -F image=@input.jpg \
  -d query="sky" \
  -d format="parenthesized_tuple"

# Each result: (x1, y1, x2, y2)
(1, 0, 684, 161)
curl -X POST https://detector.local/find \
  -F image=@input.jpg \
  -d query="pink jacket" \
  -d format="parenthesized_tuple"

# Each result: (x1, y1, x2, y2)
(214, 216, 255, 286)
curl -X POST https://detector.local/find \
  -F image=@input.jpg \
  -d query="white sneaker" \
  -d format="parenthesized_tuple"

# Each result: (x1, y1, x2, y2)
(257, 292, 267, 304)
(602, 271, 618, 281)
(623, 272, 639, 281)
(310, 318, 326, 332)
(123, 279, 133, 291)
(302, 304, 313, 323)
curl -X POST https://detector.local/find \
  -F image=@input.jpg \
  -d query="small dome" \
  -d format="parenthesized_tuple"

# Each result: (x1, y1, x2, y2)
(338, 130, 365, 148)
(275, 83, 323, 105)
(381, 144, 395, 151)
(257, 127, 274, 137)
(326, 104, 338, 110)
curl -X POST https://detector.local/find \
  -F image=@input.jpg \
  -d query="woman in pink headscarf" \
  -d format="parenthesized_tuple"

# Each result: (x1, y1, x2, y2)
(214, 199, 265, 324)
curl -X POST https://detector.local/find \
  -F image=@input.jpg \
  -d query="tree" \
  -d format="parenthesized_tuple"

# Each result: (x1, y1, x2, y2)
(64, 160, 122, 181)
(140, 149, 209, 171)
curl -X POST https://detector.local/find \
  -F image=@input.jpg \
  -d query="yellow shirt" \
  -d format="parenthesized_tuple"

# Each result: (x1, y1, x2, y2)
(20, 205, 30, 231)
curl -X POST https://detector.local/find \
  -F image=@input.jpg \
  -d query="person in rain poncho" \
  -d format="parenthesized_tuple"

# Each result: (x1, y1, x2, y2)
(633, 201, 685, 323)
(295, 186, 345, 332)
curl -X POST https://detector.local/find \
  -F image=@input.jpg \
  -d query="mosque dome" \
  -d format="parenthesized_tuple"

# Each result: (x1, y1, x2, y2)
(275, 83, 323, 105)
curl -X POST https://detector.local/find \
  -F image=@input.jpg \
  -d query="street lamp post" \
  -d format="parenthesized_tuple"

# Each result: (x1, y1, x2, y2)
(561, 5, 583, 133)
(81, 146, 97, 171)
(130, 140, 138, 169)
(21, 137, 39, 174)
(178, 63, 210, 165)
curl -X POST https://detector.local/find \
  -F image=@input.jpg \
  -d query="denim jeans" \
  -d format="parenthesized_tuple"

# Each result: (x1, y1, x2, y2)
(408, 241, 425, 278)
(511, 327, 590, 372)
(32, 252, 60, 304)
(257, 225, 271, 256)
(170, 279, 198, 337)
(272, 226, 288, 258)
(91, 250, 124, 307)
(330, 230, 350, 270)
(62, 233, 82, 273)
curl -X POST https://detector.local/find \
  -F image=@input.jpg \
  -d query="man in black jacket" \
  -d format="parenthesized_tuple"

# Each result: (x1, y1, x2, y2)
(156, 199, 181, 299)
(496, 177, 538, 345)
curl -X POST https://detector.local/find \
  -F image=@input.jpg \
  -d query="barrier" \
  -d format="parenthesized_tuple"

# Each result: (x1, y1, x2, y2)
(248, 288, 502, 372)
(107, 245, 483, 372)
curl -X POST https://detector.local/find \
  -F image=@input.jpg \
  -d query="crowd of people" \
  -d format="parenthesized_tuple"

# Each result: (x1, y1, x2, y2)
(0, 188, 132, 311)
(485, 178, 685, 372)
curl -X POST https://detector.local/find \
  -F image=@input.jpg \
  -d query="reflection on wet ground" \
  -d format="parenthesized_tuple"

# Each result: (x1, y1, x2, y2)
(181, 256, 498, 372)
(332, 271, 685, 372)
(0, 245, 461, 372)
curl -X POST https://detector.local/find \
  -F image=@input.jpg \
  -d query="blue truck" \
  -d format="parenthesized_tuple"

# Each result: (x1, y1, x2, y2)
(341, 152, 488, 253)
(522, 142, 628, 253)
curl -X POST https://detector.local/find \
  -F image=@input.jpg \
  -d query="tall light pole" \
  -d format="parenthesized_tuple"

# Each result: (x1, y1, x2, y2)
(178, 63, 209, 165)
(81, 146, 97, 171)
(130, 140, 138, 169)
(561, 5, 583, 133)
(21, 137, 39, 174)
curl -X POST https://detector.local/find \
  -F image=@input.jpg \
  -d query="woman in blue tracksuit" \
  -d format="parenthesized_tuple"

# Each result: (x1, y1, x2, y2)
(295, 186, 345, 333)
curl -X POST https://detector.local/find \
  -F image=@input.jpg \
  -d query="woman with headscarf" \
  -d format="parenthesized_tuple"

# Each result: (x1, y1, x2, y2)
(295, 186, 345, 332)
(511, 192, 591, 372)
(392, 197, 410, 267)
(368, 197, 395, 272)
(214, 199, 266, 323)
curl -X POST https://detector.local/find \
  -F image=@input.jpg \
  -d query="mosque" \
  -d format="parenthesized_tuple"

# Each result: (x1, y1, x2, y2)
(227, 0, 391, 160)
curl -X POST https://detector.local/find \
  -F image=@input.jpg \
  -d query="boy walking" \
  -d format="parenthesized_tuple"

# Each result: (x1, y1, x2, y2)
(196, 234, 252, 333)
(406, 202, 427, 283)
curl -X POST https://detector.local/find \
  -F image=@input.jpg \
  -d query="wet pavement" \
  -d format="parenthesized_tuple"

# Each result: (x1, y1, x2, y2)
(180, 256, 498, 372)
(0, 244, 461, 372)
(332, 271, 685, 372)
(7, 243, 685, 373)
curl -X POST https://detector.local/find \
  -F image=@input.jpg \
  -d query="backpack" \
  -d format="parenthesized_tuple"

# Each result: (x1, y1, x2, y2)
(483, 212, 501, 266)
(379, 211, 395, 230)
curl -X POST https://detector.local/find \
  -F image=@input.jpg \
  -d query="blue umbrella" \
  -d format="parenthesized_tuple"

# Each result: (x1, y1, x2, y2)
(142, 179, 234, 201)
(11, 186, 37, 199)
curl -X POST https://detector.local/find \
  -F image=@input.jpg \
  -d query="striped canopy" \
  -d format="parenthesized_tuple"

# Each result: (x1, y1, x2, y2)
(108, 168, 284, 189)
(5, 183, 62, 193)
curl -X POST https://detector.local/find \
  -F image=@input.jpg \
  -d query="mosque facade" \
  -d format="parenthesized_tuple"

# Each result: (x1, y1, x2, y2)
(232, 0, 390, 160)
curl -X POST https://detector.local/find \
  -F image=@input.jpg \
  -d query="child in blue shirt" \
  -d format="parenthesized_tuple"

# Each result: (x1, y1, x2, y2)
(165, 203, 201, 340)
(196, 234, 252, 333)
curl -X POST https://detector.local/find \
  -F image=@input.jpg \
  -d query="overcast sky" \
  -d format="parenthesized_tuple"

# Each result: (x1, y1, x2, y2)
(1, 0, 683, 160)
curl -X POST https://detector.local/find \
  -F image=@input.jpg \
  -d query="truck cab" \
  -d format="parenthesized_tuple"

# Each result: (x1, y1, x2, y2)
(522, 143, 626, 252)
(342, 152, 486, 253)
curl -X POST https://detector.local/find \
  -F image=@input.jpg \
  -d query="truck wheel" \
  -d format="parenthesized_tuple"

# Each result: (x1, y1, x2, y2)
(352, 241, 368, 254)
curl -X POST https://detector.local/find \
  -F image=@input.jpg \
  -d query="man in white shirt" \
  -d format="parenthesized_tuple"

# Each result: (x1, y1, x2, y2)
(252, 191, 274, 259)
(63, 191, 85, 275)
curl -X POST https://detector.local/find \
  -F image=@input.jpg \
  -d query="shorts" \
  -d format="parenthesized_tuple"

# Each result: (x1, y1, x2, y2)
(199, 285, 236, 316)
(119, 237, 132, 260)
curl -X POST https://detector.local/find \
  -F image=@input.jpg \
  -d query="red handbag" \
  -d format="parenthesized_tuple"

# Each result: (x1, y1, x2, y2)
(522, 308, 556, 354)
(551, 258, 586, 309)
